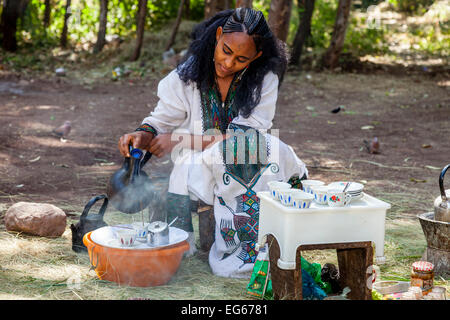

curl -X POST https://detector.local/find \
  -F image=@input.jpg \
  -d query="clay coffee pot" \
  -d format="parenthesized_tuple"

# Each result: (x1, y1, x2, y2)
(71, 194, 109, 252)
(434, 164, 450, 223)
(107, 146, 153, 214)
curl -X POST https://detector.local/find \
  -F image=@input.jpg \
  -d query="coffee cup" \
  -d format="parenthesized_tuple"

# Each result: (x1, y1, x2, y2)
(302, 180, 325, 194)
(115, 228, 137, 247)
(327, 189, 352, 207)
(291, 189, 314, 209)
(312, 185, 329, 205)
(267, 181, 292, 201)
(279, 189, 298, 206)
(132, 222, 149, 240)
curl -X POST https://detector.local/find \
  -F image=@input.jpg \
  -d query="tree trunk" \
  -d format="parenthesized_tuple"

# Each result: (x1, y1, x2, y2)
(322, 0, 352, 69)
(236, 0, 252, 8)
(93, 0, 109, 53)
(268, 0, 293, 42)
(204, 0, 227, 19)
(290, 0, 315, 66)
(183, 0, 190, 19)
(44, 0, 51, 28)
(165, 0, 186, 52)
(1, 0, 22, 51)
(130, 0, 148, 61)
(60, 0, 72, 48)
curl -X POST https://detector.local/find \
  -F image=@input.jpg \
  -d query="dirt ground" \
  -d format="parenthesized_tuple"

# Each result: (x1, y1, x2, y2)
(0, 63, 449, 299)
(0, 67, 448, 216)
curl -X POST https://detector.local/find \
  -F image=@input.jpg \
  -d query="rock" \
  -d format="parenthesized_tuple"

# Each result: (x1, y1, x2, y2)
(4, 202, 67, 237)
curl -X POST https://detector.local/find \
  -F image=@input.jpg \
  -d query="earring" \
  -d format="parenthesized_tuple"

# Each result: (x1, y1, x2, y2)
(237, 65, 248, 81)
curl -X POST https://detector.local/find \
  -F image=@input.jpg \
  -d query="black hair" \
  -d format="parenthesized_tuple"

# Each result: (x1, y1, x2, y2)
(176, 8, 289, 118)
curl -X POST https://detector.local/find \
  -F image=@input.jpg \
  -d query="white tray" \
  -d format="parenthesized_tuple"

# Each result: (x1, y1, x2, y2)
(257, 191, 391, 269)
(90, 224, 188, 250)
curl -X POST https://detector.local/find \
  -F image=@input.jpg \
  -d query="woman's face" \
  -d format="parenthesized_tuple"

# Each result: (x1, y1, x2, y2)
(214, 26, 262, 79)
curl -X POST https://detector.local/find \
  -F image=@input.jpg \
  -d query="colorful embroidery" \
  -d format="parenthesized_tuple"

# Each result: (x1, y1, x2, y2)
(217, 171, 265, 265)
(200, 72, 243, 134)
(237, 241, 258, 267)
(220, 219, 237, 247)
(222, 124, 271, 185)
(237, 190, 259, 217)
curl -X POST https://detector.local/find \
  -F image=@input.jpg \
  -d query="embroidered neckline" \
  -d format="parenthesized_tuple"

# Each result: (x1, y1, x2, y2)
(200, 69, 245, 134)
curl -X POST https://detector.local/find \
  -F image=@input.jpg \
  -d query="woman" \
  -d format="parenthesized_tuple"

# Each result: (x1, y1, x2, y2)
(188, 123, 308, 278)
(118, 8, 289, 255)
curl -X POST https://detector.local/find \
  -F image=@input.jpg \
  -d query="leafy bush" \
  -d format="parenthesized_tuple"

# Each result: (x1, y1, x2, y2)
(387, 0, 436, 14)
(344, 16, 389, 55)
(11, 0, 206, 48)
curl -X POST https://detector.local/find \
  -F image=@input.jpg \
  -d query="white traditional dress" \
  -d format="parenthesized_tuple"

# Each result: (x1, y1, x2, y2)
(139, 66, 280, 236)
(187, 126, 308, 278)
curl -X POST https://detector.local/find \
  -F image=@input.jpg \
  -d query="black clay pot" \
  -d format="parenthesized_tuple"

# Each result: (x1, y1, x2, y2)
(70, 194, 109, 253)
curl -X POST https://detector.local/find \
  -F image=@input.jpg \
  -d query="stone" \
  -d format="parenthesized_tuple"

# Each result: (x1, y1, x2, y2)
(4, 202, 67, 237)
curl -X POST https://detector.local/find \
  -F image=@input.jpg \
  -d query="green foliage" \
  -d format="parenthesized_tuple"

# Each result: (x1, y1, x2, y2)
(344, 17, 389, 55)
(409, 23, 450, 55)
(387, 0, 435, 14)
(309, 0, 338, 49)
(186, 0, 205, 21)
(253, 0, 272, 18)
(303, 0, 389, 55)
(9, 0, 206, 49)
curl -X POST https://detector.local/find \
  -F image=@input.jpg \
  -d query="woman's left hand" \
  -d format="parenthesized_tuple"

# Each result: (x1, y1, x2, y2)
(148, 133, 183, 158)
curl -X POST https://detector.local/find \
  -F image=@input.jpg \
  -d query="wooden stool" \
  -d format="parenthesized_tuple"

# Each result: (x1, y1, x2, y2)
(266, 234, 374, 300)
(197, 201, 215, 252)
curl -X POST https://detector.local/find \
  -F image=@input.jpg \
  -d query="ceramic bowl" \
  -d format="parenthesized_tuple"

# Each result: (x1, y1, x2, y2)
(302, 180, 325, 194)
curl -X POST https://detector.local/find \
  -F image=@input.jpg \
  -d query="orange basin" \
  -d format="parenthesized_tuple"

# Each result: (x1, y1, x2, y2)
(83, 231, 189, 287)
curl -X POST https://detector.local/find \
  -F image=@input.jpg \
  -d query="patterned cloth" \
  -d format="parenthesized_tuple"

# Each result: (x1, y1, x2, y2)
(188, 126, 308, 278)
(164, 70, 245, 233)
(200, 73, 241, 134)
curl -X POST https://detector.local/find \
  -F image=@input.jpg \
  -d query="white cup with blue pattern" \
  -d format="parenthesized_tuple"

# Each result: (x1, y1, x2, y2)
(301, 180, 325, 195)
(132, 222, 149, 241)
(267, 181, 292, 201)
(279, 189, 296, 206)
(291, 190, 314, 209)
(312, 185, 329, 205)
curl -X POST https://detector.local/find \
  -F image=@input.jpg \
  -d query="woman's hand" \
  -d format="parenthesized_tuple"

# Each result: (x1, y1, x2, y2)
(118, 131, 155, 157)
(149, 133, 183, 158)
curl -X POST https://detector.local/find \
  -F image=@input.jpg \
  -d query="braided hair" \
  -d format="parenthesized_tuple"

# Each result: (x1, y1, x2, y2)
(177, 8, 289, 118)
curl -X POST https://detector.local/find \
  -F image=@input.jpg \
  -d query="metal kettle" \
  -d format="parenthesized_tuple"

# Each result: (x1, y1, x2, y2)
(107, 146, 153, 214)
(434, 164, 450, 223)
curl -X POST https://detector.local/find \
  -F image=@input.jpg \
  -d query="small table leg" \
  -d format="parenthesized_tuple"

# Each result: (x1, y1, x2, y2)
(337, 245, 373, 300)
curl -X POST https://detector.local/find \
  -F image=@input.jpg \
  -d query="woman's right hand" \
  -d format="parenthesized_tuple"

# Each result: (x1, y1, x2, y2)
(118, 131, 155, 157)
